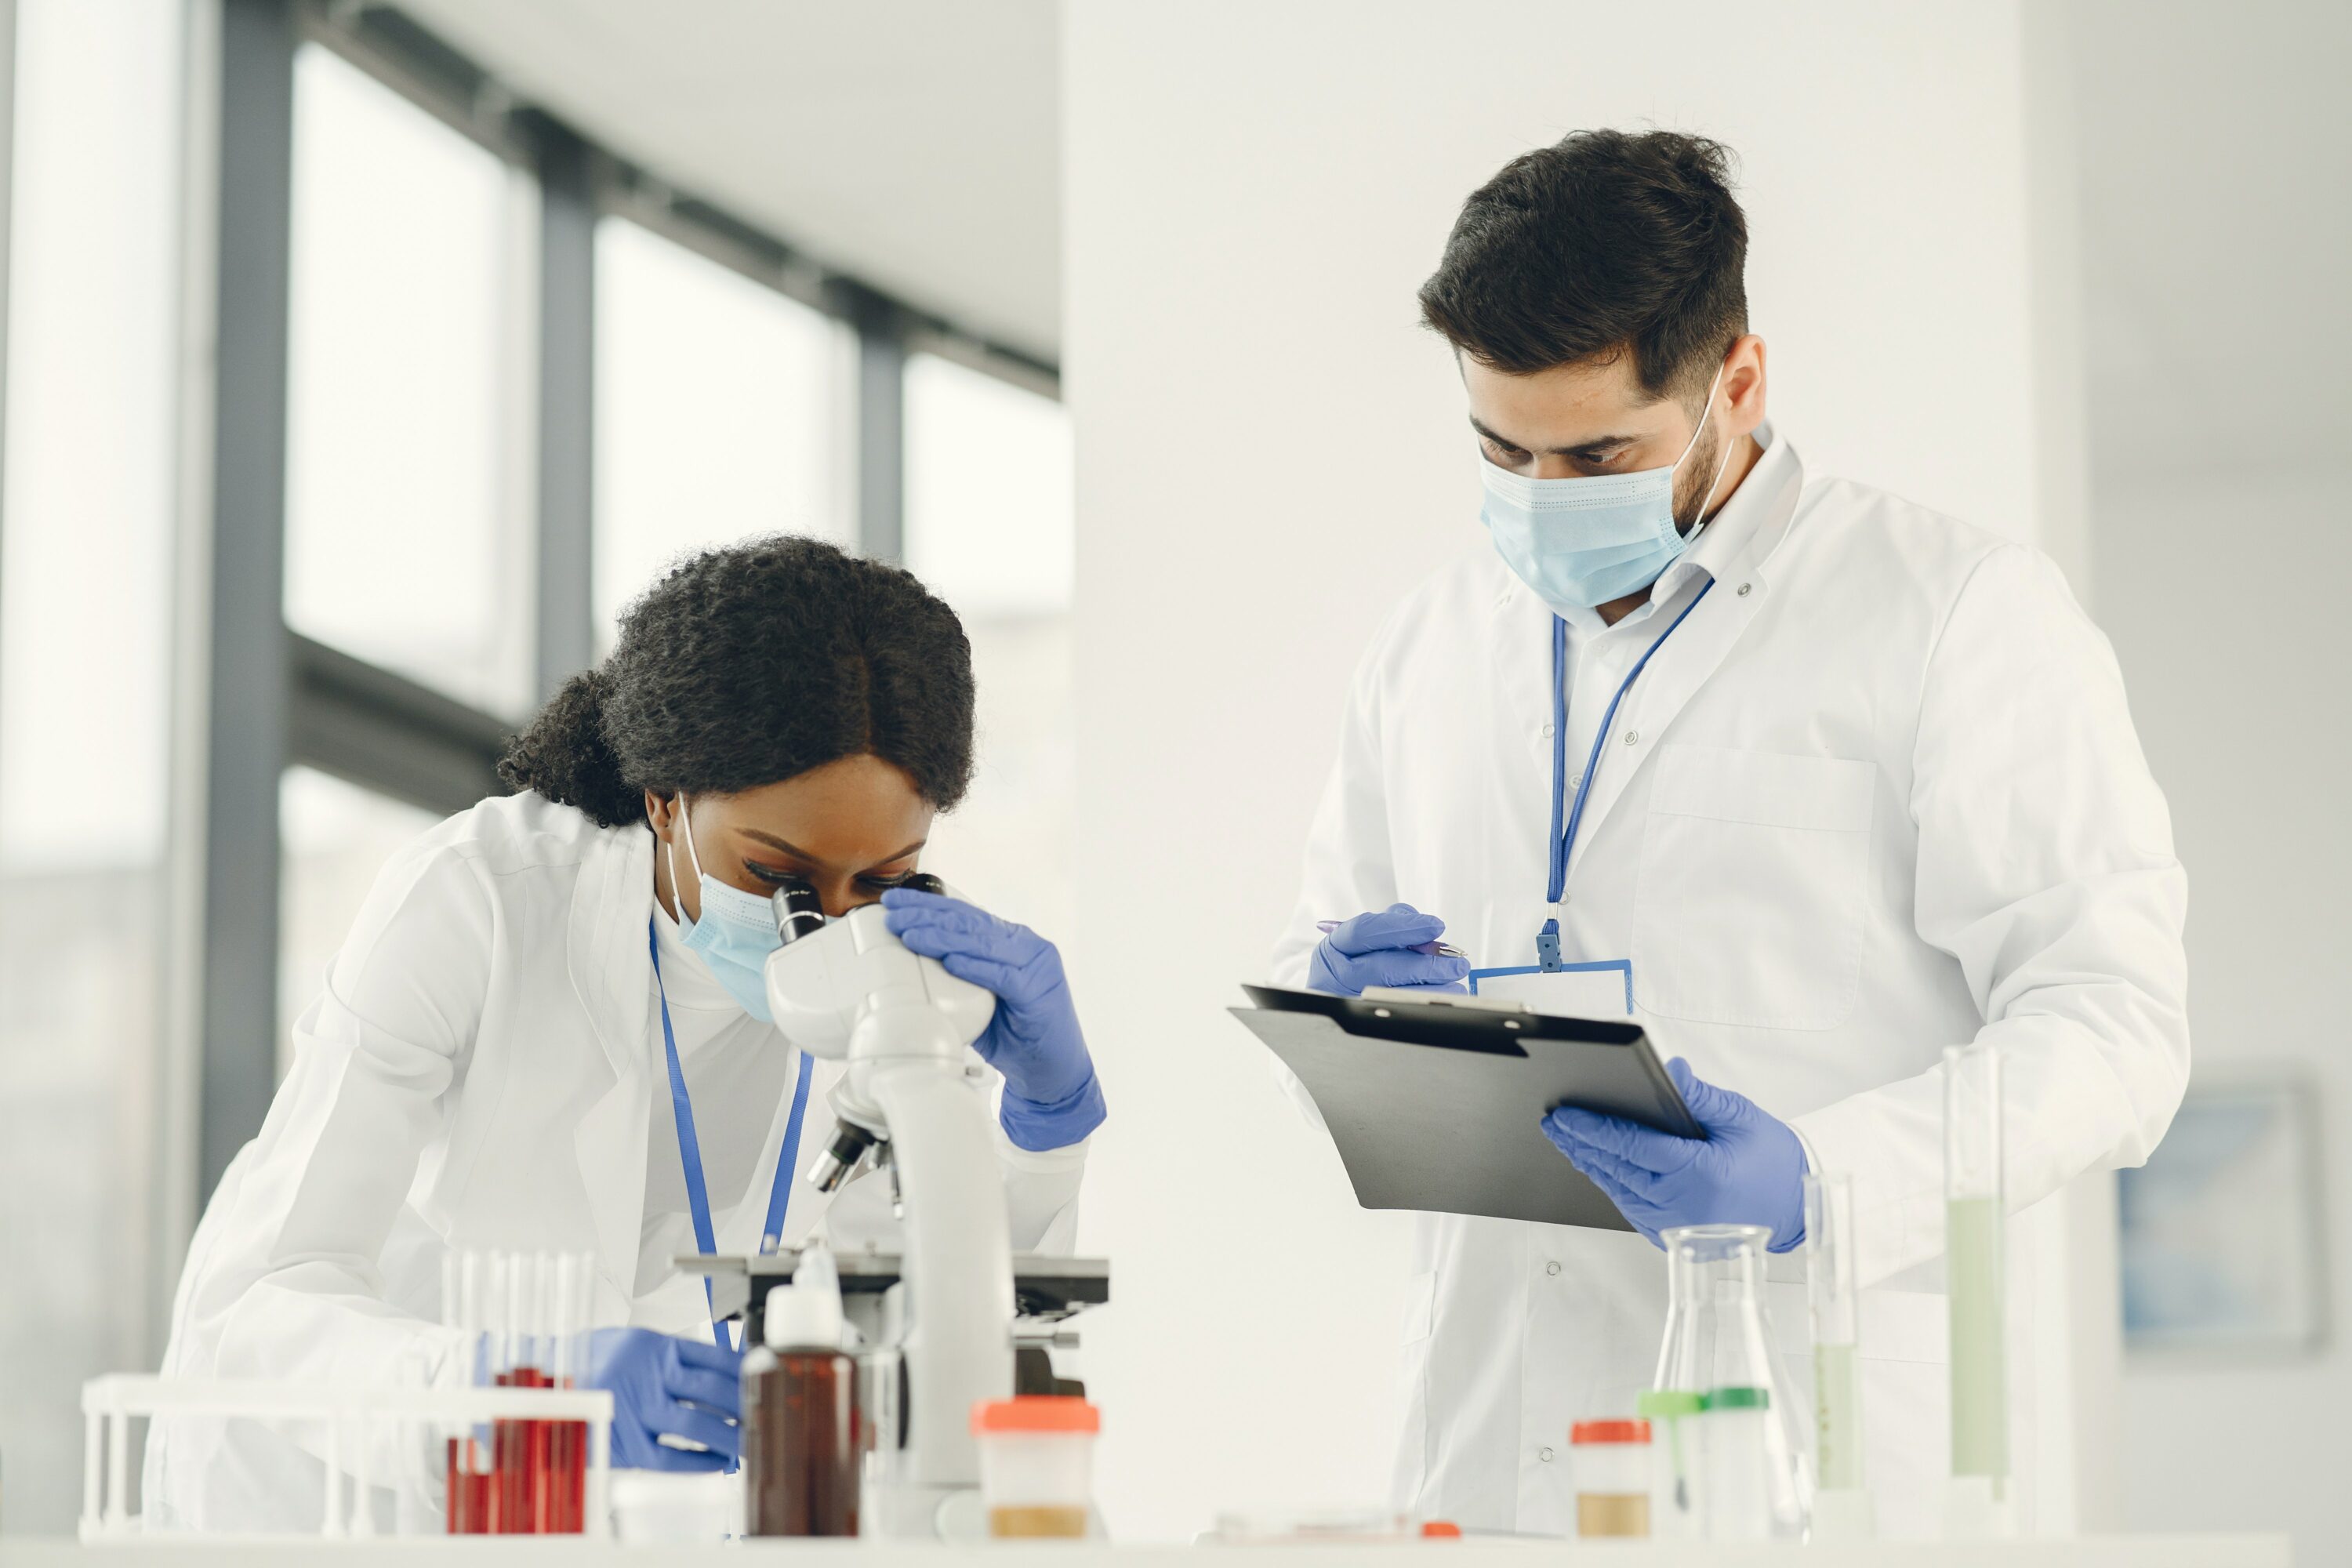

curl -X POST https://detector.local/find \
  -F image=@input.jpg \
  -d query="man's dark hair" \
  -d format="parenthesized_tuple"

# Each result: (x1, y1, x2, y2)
(499, 535, 976, 828)
(1417, 128, 1748, 403)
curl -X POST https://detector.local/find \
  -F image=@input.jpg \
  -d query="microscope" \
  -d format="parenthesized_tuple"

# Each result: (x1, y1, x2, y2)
(681, 877, 1109, 1541)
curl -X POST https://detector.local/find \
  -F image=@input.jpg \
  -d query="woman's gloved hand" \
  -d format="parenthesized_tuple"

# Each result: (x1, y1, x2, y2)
(1540, 1057, 1809, 1251)
(1308, 904, 1470, 995)
(881, 888, 1107, 1152)
(583, 1327, 743, 1472)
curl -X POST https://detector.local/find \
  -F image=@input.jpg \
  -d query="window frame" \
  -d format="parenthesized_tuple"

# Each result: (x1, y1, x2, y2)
(170, 0, 1062, 1201)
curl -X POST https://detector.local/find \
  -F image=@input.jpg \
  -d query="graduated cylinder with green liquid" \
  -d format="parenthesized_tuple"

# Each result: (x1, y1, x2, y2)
(1944, 1042, 2011, 1535)
(1803, 1172, 1875, 1538)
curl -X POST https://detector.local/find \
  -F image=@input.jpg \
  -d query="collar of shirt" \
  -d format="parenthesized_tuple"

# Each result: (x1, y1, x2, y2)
(1557, 419, 1785, 642)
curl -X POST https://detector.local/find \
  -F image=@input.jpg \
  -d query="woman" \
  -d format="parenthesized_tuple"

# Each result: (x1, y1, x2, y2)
(146, 538, 1105, 1531)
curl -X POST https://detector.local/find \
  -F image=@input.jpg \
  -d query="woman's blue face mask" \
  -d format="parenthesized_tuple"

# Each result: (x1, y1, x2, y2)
(669, 795, 785, 1022)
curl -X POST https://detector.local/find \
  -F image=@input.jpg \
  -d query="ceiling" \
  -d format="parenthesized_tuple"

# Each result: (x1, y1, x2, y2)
(381, 1, 2347, 466)
(389, 0, 1062, 361)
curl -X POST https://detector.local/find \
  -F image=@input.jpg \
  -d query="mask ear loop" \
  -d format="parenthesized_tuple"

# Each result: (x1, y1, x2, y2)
(1687, 413, 1742, 532)
(1665, 361, 1728, 475)
(1674, 361, 1740, 535)
(667, 793, 700, 929)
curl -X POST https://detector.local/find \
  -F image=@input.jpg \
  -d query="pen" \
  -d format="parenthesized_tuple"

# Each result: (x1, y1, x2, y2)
(1316, 919, 1464, 960)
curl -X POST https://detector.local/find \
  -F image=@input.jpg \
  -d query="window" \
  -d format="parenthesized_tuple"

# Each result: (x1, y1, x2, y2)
(278, 769, 443, 1076)
(0, 0, 184, 1533)
(593, 216, 853, 645)
(283, 45, 535, 716)
(902, 351, 1076, 939)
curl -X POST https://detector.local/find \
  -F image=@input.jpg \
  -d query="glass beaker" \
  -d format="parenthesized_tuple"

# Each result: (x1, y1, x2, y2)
(1652, 1224, 1809, 1538)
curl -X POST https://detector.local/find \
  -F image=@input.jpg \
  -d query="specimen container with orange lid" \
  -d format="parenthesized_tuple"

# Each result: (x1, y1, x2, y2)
(1570, 1416, 1653, 1539)
(971, 1396, 1100, 1538)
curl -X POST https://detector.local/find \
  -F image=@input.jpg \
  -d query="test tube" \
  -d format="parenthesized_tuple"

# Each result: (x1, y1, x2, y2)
(546, 1253, 591, 1534)
(1803, 1173, 1874, 1538)
(1944, 1044, 2010, 1534)
(442, 1250, 492, 1534)
(491, 1253, 532, 1534)
(525, 1253, 556, 1533)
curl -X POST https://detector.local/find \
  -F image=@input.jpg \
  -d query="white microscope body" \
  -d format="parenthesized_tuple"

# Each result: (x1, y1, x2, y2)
(763, 901, 1012, 1539)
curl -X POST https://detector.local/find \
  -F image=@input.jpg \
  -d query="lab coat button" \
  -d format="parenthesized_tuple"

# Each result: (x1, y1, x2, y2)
(1544, 1261, 1562, 1276)
(1542, 723, 1555, 737)
(1538, 1446, 1556, 1463)
(1738, 581, 1753, 596)
(1624, 729, 1640, 746)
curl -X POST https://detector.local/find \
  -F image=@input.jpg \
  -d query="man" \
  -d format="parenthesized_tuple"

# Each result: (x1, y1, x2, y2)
(1269, 129, 2187, 1537)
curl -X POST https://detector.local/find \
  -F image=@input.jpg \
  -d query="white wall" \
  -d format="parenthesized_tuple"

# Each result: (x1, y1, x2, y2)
(1062, 1, 2079, 1541)
(2061, 8, 2352, 1560)
(2093, 472, 2351, 1555)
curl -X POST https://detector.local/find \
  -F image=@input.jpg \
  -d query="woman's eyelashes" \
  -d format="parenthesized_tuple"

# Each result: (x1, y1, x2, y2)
(742, 858, 915, 891)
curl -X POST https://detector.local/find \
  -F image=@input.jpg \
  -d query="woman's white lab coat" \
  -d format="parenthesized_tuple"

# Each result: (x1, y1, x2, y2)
(1270, 430, 2188, 1537)
(146, 793, 1088, 1532)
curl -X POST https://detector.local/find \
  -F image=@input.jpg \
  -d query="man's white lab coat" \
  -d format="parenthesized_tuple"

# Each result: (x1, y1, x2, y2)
(147, 792, 1087, 1531)
(1271, 430, 2187, 1537)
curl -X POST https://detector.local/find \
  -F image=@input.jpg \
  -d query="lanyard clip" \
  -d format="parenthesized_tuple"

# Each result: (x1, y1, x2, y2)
(1536, 916, 1563, 973)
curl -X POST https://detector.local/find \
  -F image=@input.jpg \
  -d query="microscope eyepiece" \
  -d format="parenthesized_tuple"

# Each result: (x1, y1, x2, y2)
(899, 872, 946, 897)
(770, 875, 826, 947)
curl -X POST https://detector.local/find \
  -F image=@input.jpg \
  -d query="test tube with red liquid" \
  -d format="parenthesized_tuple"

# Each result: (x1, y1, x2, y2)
(445, 1247, 595, 1534)
(441, 1250, 493, 1534)
(489, 1252, 539, 1533)
(545, 1253, 592, 1532)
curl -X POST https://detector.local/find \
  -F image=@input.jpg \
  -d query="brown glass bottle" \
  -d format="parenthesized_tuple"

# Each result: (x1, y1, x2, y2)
(743, 1338, 860, 1536)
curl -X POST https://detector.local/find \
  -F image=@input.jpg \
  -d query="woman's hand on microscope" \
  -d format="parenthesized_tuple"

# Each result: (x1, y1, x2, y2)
(881, 888, 1106, 1152)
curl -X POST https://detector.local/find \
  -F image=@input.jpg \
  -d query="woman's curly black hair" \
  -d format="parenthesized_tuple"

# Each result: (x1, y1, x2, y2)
(498, 535, 976, 829)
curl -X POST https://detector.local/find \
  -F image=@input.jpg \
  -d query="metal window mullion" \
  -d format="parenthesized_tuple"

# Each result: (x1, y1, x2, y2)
(528, 111, 594, 700)
(194, 0, 296, 1203)
(843, 282, 907, 563)
(286, 633, 508, 815)
(0, 0, 15, 752)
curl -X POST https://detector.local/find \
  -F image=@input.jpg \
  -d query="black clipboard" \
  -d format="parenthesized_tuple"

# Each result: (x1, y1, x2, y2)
(1232, 983, 1701, 1231)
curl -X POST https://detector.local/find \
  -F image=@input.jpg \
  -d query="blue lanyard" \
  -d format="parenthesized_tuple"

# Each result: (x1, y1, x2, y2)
(1536, 578, 1716, 967)
(648, 918, 815, 1349)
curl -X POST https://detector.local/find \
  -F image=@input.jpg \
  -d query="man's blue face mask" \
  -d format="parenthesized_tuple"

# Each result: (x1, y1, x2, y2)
(1477, 365, 1736, 614)
(669, 795, 784, 1022)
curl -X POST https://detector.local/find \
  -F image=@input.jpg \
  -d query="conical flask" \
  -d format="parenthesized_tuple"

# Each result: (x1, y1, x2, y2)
(1652, 1224, 1811, 1538)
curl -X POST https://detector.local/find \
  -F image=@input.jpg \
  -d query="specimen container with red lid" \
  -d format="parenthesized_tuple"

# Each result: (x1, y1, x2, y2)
(1571, 1414, 1653, 1539)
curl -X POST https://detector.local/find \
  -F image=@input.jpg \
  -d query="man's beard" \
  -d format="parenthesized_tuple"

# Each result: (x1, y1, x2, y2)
(1670, 418, 1724, 538)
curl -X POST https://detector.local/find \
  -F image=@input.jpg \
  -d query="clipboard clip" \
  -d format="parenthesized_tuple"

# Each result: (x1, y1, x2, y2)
(1359, 986, 1533, 1014)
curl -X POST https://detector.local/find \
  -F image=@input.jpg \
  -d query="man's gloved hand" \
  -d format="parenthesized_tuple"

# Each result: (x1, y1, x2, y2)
(1307, 904, 1470, 996)
(1540, 1058, 1809, 1251)
(583, 1327, 743, 1472)
(882, 888, 1106, 1152)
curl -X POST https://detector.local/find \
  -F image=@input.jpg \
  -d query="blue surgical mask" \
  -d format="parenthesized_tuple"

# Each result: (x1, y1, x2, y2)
(668, 795, 782, 1022)
(1478, 366, 1735, 613)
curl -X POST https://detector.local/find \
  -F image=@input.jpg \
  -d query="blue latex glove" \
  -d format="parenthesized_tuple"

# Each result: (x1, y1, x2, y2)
(1307, 904, 1471, 996)
(583, 1327, 743, 1472)
(1541, 1058, 1809, 1251)
(881, 888, 1107, 1152)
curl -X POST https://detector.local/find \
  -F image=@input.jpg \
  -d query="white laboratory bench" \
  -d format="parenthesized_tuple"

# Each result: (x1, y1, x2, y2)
(0, 1538, 2296, 1566)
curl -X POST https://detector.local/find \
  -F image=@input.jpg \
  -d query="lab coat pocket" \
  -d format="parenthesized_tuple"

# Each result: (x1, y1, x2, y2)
(1632, 745, 1875, 1030)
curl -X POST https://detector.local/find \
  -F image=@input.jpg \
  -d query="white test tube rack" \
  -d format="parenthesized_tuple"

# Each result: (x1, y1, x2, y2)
(79, 1374, 615, 1542)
